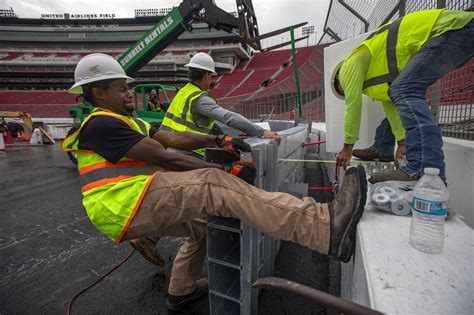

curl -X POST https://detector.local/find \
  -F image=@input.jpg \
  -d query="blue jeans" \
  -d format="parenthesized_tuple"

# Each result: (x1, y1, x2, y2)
(388, 21, 474, 180)
(371, 118, 395, 157)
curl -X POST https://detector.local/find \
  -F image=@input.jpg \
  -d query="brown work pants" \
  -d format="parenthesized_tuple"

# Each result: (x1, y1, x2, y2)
(123, 168, 330, 296)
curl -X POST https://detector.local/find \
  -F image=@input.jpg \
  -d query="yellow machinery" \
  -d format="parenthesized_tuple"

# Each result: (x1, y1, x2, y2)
(0, 111, 33, 131)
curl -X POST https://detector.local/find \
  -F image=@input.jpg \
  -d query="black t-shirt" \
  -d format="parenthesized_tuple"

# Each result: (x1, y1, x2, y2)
(79, 116, 158, 164)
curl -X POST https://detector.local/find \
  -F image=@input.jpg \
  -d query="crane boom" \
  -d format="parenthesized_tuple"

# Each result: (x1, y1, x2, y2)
(118, 0, 245, 75)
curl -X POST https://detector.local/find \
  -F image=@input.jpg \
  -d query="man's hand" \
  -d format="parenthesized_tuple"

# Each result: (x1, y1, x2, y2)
(336, 144, 354, 169)
(228, 160, 257, 185)
(263, 130, 281, 144)
(216, 135, 251, 158)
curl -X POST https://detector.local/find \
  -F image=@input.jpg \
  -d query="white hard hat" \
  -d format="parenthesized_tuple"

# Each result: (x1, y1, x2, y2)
(69, 53, 134, 94)
(184, 52, 216, 75)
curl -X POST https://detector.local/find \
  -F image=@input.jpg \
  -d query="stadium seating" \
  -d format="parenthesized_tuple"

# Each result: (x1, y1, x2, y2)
(1, 52, 24, 61)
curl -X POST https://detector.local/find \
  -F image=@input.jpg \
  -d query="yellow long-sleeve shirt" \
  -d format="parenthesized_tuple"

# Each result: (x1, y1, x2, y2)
(340, 10, 473, 144)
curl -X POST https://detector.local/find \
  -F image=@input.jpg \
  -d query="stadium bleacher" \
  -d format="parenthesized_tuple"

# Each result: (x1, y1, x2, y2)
(0, 43, 329, 119)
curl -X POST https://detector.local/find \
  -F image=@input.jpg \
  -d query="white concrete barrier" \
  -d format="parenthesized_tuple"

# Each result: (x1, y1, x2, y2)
(443, 137, 474, 228)
(312, 123, 474, 314)
(342, 205, 473, 314)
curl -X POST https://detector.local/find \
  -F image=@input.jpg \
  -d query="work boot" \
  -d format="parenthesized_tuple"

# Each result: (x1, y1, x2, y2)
(167, 278, 209, 311)
(329, 165, 367, 263)
(130, 237, 165, 267)
(352, 147, 394, 162)
(368, 169, 417, 184)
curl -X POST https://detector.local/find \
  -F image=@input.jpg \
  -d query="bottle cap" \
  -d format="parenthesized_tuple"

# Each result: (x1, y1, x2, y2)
(424, 167, 440, 176)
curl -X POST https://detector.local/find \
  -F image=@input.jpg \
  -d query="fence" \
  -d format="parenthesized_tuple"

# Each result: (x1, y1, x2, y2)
(218, 46, 326, 123)
(318, 0, 473, 140)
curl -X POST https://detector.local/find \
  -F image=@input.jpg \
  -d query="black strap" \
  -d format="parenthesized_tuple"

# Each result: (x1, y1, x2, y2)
(363, 17, 402, 89)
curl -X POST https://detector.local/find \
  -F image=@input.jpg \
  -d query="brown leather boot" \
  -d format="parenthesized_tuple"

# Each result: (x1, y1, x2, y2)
(130, 237, 165, 267)
(329, 165, 367, 263)
(167, 278, 208, 311)
(352, 147, 394, 162)
(368, 169, 417, 184)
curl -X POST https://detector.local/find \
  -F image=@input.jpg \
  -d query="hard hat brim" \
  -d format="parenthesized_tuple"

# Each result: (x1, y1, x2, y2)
(184, 63, 217, 75)
(69, 75, 135, 94)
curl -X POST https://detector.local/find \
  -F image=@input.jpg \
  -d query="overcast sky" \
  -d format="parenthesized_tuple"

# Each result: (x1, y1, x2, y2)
(0, 0, 330, 48)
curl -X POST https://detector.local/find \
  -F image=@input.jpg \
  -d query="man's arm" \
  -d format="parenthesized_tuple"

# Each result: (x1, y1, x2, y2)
(336, 47, 370, 167)
(125, 136, 223, 171)
(193, 95, 281, 142)
(152, 130, 217, 150)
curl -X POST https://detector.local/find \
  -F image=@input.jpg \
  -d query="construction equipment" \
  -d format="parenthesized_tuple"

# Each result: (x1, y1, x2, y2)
(0, 111, 33, 131)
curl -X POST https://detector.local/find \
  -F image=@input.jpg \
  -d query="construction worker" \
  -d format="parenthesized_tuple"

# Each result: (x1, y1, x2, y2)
(147, 89, 162, 112)
(335, 9, 473, 183)
(160, 52, 281, 158)
(63, 53, 368, 311)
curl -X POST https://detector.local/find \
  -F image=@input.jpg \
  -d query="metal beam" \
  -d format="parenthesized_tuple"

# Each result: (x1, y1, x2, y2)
(380, 1, 403, 26)
(338, 0, 369, 32)
(247, 22, 308, 42)
(261, 35, 308, 52)
(325, 27, 342, 42)
(254, 277, 384, 315)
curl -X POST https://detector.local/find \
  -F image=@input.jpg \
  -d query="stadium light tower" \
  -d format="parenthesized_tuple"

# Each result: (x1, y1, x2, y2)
(302, 25, 314, 47)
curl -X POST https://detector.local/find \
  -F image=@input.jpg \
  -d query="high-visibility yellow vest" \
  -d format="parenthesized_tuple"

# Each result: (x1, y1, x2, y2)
(347, 9, 444, 101)
(62, 108, 161, 243)
(160, 83, 215, 156)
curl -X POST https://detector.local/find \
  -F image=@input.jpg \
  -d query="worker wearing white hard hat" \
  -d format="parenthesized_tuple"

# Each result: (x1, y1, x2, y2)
(69, 53, 134, 94)
(161, 52, 281, 157)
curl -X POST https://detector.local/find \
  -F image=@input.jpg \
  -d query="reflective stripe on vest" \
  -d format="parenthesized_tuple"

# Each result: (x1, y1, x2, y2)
(132, 117, 148, 135)
(160, 83, 215, 156)
(362, 18, 402, 89)
(161, 111, 212, 134)
(61, 108, 159, 243)
(350, 9, 444, 101)
(160, 83, 214, 134)
(79, 160, 159, 192)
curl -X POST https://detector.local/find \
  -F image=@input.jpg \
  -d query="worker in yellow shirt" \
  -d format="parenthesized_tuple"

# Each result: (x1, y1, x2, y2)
(335, 9, 473, 183)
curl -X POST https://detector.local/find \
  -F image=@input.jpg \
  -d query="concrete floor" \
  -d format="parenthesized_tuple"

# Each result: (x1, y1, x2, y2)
(0, 144, 340, 314)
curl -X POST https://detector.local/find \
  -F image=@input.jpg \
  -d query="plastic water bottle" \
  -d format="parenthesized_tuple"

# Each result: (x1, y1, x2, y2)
(409, 168, 448, 253)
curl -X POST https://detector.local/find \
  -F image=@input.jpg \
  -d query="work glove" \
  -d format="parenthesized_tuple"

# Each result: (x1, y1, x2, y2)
(216, 135, 252, 158)
(228, 160, 257, 185)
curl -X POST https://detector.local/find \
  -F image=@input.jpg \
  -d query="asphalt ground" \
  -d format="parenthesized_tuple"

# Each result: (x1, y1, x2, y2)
(0, 143, 340, 314)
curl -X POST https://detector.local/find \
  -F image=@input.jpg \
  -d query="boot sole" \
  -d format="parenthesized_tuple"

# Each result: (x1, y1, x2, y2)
(336, 165, 367, 263)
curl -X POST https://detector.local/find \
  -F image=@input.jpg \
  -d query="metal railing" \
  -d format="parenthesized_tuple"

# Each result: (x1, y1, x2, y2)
(219, 46, 326, 122)
(318, 0, 473, 140)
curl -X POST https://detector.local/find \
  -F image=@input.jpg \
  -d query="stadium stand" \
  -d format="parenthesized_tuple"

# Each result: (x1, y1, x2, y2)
(0, 10, 327, 120)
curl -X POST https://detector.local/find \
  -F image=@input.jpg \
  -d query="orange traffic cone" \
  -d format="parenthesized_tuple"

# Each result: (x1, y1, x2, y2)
(23, 132, 30, 141)
(17, 131, 23, 142)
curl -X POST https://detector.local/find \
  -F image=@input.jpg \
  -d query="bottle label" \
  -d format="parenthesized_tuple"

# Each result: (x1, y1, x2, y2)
(412, 197, 447, 216)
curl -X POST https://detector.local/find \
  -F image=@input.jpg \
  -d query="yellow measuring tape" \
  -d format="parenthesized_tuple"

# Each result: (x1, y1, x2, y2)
(278, 158, 394, 165)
